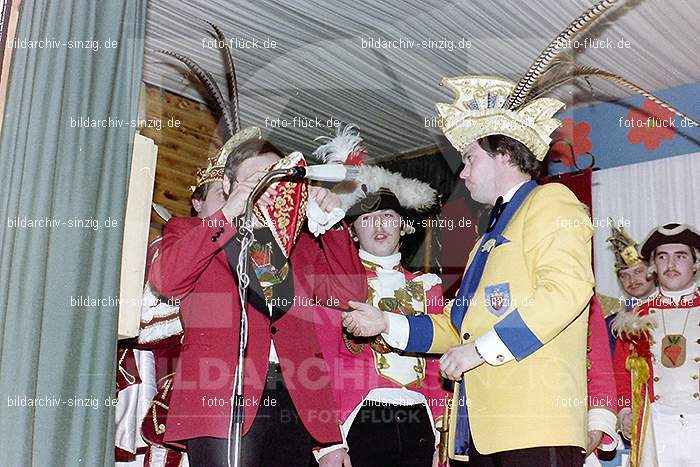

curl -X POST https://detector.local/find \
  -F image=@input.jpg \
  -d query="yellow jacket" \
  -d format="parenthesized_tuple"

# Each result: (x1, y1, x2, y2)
(416, 182, 594, 459)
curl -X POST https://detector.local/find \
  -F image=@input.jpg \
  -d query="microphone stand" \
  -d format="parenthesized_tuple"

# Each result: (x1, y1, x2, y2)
(228, 167, 304, 467)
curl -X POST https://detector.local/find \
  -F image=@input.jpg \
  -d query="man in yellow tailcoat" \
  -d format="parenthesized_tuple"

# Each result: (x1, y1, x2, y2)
(342, 76, 594, 465)
(341, 0, 700, 463)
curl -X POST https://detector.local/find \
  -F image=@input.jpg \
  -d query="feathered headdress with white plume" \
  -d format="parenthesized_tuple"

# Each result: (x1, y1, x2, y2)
(313, 125, 437, 234)
(312, 123, 367, 166)
(334, 165, 437, 215)
(438, 0, 699, 161)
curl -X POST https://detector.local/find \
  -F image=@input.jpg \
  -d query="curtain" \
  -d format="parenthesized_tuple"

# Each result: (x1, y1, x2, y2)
(0, 1, 146, 465)
(591, 152, 700, 300)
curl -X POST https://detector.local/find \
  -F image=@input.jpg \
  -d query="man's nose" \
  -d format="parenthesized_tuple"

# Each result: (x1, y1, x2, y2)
(460, 164, 469, 179)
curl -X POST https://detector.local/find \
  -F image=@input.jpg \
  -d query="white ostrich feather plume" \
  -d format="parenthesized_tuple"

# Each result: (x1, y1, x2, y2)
(611, 309, 657, 340)
(313, 124, 364, 163)
(333, 165, 437, 213)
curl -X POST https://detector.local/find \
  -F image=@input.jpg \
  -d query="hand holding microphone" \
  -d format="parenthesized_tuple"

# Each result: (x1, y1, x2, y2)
(223, 149, 358, 226)
(221, 174, 276, 223)
(222, 180, 257, 222)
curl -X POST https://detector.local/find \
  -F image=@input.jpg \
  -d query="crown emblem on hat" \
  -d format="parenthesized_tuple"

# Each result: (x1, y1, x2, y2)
(436, 76, 564, 161)
(607, 222, 643, 271)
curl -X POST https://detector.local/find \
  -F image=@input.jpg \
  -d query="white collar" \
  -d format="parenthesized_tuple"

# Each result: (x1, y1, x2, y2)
(501, 180, 529, 203)
(359, 249, 401, 270)
(660, 282, 698, 304)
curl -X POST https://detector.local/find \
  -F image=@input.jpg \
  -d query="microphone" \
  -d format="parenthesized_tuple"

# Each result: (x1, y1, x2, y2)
(290, 164, 360, 182)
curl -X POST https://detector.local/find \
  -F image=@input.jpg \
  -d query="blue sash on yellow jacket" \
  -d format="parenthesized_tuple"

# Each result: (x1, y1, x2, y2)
(406, 180, 538, 456)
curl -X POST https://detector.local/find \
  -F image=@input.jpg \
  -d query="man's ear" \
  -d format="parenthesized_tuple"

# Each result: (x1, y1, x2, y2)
(223, 175, 231, 196)
(191, 198, 203, 214)
(495, 152, 513, 167)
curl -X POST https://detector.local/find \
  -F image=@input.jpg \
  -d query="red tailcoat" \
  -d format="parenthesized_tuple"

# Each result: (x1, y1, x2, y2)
(149, 210, 367, 445)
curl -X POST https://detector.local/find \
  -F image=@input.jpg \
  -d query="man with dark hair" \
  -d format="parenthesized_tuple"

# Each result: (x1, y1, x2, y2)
(314, 156, 447, 467)
(189, 182, 224, 216)
(343, 73, 594, 466)
(222, 137, 282, 185)
(477, 134, 544, 179)
(613, 223, 700, 467)
(150, 130, 366, 467)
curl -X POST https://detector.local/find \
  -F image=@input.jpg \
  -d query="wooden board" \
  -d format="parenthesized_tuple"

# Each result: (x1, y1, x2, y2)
(139, 84, 224, 240)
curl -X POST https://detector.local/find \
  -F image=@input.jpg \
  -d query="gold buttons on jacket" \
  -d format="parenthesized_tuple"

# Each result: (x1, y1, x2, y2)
(692, 374, 699, 380)
(496, 354, 504, 363)
(694, 393, 700, 400)
(654, 395, 661, 401)
(653, 377, 660, 382)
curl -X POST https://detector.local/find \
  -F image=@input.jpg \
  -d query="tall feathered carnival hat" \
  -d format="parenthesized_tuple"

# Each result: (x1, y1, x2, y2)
(159, 21, 261, 192)
(607, 222, 644, 271)
(314, 124, 437, 234)
(437, 0, 699, 161)
(161, 22, 310, 257)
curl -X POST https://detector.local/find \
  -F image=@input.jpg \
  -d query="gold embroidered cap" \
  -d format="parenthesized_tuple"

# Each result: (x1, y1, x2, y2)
(607, 222, 643, 271)
(436, 0, 698, 162)
(193, 126, 262, 191)
(436, 76, 564, 161)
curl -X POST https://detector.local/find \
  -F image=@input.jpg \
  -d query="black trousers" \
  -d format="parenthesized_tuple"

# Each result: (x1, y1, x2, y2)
(346, 402, 435, 467)
(462, 434, 584, 467)
(185, 363, 315, 467)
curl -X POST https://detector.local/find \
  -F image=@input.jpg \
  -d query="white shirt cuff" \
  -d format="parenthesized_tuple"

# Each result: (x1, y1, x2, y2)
(588, 407, 620, 452)
(474, 329, 515, 366)
(313, 443, 347, 463)
(381, 312, 409, 350)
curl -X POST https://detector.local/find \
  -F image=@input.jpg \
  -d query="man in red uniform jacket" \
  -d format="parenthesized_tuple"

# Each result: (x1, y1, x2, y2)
(613, 223, 700, 467)
(149, 138, 367, 467)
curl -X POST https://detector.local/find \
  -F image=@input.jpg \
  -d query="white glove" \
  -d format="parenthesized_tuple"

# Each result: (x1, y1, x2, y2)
(307, 198, 345, 237)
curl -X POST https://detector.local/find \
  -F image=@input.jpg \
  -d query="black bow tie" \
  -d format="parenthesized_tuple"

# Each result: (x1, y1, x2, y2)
(486, 196, 507, 233)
